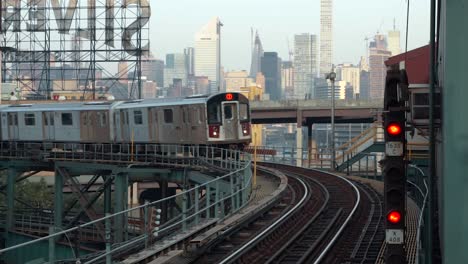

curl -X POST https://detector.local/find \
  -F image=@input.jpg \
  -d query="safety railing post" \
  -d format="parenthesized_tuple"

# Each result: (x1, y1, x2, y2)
(182, 192, 187, 232)
(230, 174, 235, 212)
(105, 213, 112, 264)
(143, 203, 149, 248)
(194, 186, 200, 225)
(48, 226, 55, 263)
(220, 192, 225, 219)
(206, 184, 211, 218)
(215, 180, 220, 219)
(236, 173, 241, 209)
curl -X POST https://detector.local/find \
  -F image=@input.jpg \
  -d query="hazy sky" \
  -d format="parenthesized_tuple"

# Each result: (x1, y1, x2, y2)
(149, 0, 430, 71)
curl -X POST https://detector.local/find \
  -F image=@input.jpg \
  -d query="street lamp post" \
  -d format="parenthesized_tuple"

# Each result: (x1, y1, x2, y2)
(326, 68, 336, 170)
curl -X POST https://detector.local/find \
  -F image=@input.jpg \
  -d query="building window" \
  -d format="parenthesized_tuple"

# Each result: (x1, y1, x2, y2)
(24, 113, 35, 126)
(62, 113, 73, 126)
(164, 109, 173, 123)
(134, 110, 143, 125)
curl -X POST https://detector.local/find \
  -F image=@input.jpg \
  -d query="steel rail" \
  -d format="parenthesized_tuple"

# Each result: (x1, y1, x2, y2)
(218, 176, 309, 264)
(312, 170, 361, 264)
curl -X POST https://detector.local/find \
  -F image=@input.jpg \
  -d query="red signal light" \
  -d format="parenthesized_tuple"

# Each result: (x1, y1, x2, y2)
(386, 123, 402, 136)
(225, 93, 234, 101)
(387, 211, 401, 224)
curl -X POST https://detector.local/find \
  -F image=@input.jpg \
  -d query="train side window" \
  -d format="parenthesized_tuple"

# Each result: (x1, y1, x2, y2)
(62, 113, 73, 126)
(164, 109, 173, 123)
(224, 105, 233, 119)
(240, 104, 249, 120)
(24, 113, 35, 126)
(134, 110, 143, 125)
(208, 104, 220, 123)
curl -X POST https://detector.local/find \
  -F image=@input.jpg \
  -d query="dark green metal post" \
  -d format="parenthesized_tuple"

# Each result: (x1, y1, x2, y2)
(114, 172, 127, 243)
(104, 175, 112, 264)
(54, 167, 63, 230)
(161, 180, 168, 222)
(6, 168, 16, 232)
(443, 1, 468, 262)
(427, 0, 436, 262)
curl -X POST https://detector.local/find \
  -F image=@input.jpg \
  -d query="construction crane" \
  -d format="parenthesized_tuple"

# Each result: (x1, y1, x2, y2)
(286, 37, 293, 62)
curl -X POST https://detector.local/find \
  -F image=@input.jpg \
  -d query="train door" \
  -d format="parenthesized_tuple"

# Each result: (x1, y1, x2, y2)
(148, 108, 158, 142)
(221, 102, 238, 140)
(8, 113, 19, 140)
(43, 112, 55, 140)
(121, 110, 130, 142)
(181, 106, 191, 142)
(80, 111, 93, 141)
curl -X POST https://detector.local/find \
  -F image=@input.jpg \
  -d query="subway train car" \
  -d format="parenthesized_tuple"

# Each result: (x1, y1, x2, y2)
(0, 92, 251, 149)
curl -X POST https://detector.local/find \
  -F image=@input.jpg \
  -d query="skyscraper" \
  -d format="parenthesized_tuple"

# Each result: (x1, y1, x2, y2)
(294, 33, 318, 99)
(320, 0, 333, 76)
(164, 53, 187, 88)
(184, 47, 195, 75)
(388, 29, 401, 56)
(141, 56, 164, 87)
(369, 35, 391, 98)
(281, 61, 294, 99)
(250, 31, 264, 78)
(261, 52, 282, 100)
(336, 63, 360, 99)
(195, 17, 222, 94)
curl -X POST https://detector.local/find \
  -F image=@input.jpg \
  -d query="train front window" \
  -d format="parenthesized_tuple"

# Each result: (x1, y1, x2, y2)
(208, 104, 221, 123)
(224, 105, 233, 120)
(240, 103, 249, 120)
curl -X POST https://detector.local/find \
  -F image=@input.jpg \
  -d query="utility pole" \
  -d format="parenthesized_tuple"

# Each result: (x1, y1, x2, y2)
(326, 67, 336, 170)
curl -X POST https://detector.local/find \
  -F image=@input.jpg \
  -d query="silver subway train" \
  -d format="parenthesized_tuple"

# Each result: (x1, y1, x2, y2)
(0, 92, 251, 149)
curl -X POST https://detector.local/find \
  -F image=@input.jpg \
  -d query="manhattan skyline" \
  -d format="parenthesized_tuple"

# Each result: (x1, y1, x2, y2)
(150, 0, 430, 71)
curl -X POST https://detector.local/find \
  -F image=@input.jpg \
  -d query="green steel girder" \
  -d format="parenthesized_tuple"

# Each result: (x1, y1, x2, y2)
(65, 176, 113, 230)
(62, 174, 102, 217)
(188, 171, 231, 193)
(56, 167, 105, 239)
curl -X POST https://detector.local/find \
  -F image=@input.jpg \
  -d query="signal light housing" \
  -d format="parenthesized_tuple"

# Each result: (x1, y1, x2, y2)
(386, 123, 402, 136)
(387, 211, 402, 224)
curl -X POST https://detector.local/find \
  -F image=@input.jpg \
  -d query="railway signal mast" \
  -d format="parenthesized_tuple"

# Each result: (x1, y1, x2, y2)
(383, 68, 408, 263)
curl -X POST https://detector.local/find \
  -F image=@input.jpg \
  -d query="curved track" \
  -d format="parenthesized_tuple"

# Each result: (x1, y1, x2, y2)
(192, 164, 384, 264)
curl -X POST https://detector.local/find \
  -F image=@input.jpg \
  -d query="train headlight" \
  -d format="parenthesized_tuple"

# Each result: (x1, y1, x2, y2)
(209, 125, 220, 138)
(241, 122, 250, 136)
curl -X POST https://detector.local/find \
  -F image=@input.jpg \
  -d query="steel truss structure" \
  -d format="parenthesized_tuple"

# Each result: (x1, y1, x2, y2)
(1, 0, 150, 100)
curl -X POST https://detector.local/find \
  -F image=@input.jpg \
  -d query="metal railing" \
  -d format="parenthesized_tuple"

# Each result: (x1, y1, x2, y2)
(0, 145, 253, 264)
(407, 164, 429, 264)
